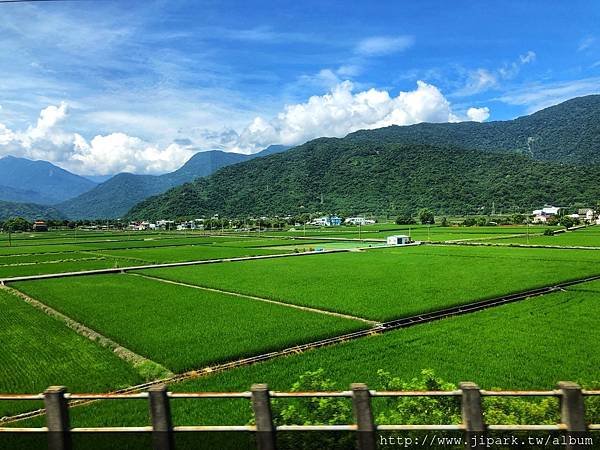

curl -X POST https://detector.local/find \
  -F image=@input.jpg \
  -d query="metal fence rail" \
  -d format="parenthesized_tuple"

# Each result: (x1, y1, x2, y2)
(0, 382, 598, 450)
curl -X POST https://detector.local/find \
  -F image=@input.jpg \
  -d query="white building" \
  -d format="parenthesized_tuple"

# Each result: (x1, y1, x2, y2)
(532, 205, 562, 223)
(578, 208, 595, 222)
(311, 216, 342, 226)
(387, 235, 411, 246)
(344, 217, 376, 226)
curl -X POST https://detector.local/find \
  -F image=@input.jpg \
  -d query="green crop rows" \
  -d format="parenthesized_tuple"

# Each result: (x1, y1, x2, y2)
(10, 274, 366, 372)
(139, 245, 600, 321)
(22, 280, 600, 430)
(0, 288, 143, 416)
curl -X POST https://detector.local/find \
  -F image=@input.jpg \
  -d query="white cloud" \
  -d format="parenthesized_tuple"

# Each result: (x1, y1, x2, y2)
(466, 107, 490, 122)
(0, 83, 490, 174)
(355, 35, 414, 56)
(456, 69, 498, 96)
(498, 77, 600, 113)
(519, 50, 536, 64)
(0, 102, 196, 175)
(578, 36, 595, 52)
(228, 81, 485, 152)
(456, 51, 536, 96)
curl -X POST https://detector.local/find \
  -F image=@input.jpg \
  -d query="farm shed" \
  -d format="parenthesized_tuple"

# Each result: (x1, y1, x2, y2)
(32, 220, 48, 232)
(387, 235, 410, 246)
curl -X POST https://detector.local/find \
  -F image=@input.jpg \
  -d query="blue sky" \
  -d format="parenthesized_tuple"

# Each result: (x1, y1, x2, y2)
(0, 0, 599, 175)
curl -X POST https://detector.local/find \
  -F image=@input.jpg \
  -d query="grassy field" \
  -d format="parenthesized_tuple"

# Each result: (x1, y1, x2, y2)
(484, 226, 600, 247)
(92, 244, 288, 264)
(0, 237, 299, 278)
(139, 245, 600, 321)
(16, 279, 600, 431)
(10, 274, 366, 373)
(265, 224, 554, 241)
(0, 258, 140, 278)
(0, 288, 143, 416)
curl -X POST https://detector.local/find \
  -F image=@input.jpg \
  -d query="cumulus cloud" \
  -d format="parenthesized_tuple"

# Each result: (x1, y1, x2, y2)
(227, 80, 486, 153)
(355, 35, 414, 56)
(0, 82, 490, 174)
(0, 103, 195, 175)
(466, 107, 490, 122)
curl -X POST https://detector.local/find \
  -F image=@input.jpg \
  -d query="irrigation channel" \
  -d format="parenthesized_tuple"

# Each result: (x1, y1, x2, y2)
(3, 271, 600, 426)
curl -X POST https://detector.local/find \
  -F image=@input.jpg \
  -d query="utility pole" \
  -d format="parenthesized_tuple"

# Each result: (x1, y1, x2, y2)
(8, 229, 11, 247)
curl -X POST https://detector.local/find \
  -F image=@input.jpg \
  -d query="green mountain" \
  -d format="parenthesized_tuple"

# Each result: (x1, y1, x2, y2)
(0, 156, 97, 204)
(0, 200, 65, 221)
(347, 95, 600, 164)
(128, 141, 600, 219)
(128, 95, 600, 219)
(58, 145, 289, 219)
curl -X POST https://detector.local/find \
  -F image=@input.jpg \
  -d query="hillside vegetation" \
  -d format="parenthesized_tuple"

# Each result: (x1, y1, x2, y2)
(0, 200, 65, 221)
(347, 95, 600, 164)
(59, 145, 288, 219)
(128, 96, 600, 219)
(129, 141, 600, 218)
(0, 156, 96, 205)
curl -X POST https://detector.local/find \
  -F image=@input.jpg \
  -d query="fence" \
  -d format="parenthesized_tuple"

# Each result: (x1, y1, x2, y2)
(1, 381, 598, 450)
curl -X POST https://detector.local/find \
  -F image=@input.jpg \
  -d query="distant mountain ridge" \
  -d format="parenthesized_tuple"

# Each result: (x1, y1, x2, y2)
(0, 156, 97, 205)
(58, 145, 289, 219)
(0, 200, 65, 221)
(346, 95, 600, 164)
(127, 95, 600, 219)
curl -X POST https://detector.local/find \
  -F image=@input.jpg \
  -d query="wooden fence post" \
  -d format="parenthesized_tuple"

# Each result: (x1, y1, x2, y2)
(558, 381, 587, 450)
(351, 383, 376, 450)
(251, 384, 277, 450)
(460, 382, 485, 450)
(44, 386, 71, 450)
(148, 384, 174, 450)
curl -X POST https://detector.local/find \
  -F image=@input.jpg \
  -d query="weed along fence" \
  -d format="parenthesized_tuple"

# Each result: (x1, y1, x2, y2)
(1, 382, 598, 450)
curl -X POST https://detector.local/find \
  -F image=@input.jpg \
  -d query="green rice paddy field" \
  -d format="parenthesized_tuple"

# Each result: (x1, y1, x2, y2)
(140, 245, 600, 320)
(482, 226, 600, 247)
(1, 226, 600, 444)
(0, 288, 143, 417)
(16, 279, 600, 431)
(10, 274, 366, 373)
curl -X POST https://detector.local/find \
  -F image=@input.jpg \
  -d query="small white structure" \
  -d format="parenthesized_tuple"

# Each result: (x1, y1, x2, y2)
(345, 217, 376, 226)
(387, 235, 411, 246)
(532, 205, 562, 223)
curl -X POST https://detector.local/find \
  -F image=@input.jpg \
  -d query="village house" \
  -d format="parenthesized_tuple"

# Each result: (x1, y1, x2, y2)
(532, 205, 562, 223)
(32, 220, 48, 232)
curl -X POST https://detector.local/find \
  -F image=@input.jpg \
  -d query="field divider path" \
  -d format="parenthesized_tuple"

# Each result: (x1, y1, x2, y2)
(0, 248, 351, 285)
(0, 285, 174, 380)
(131, 273, 377, 325)
(5, 271, 600, 426)
(431, 241, 600, 250)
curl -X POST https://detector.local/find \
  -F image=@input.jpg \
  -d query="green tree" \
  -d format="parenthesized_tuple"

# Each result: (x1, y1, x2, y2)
(260, 369, 594, 450)
(2, 217, 31, 232)
(395, 215, 416, 225)
(560, 216, 574, 229)
(418, 208, 435, 225)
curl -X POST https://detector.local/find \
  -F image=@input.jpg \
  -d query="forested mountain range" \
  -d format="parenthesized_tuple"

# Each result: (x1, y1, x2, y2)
(0, 156, 96, 205)
(128, 95, 600, 219)
(346, 95, 600, 164)
(57, 145, 289, 219)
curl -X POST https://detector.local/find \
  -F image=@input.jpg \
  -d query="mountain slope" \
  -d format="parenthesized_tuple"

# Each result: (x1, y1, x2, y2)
(0, 156, 96, 204)
(347, 95, 600, 164)
(0, 200, 65, 221)
(128, 96, 600, 219)
(128, 139, 600, 219)
(58, 145, 289, 219)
